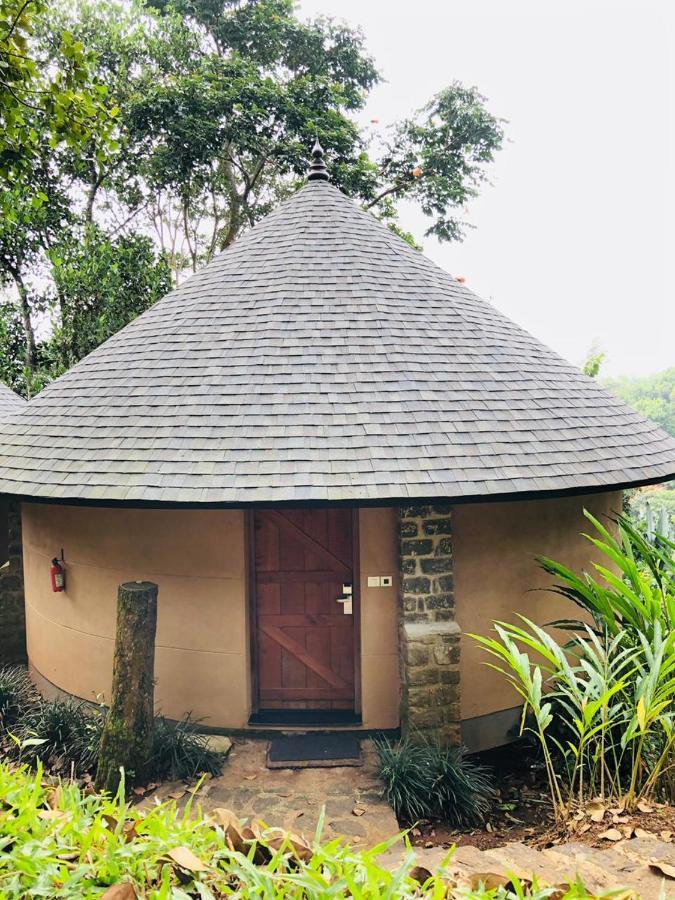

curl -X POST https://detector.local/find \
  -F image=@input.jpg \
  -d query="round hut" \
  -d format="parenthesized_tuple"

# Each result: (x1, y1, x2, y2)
(0, 148, 673, 749)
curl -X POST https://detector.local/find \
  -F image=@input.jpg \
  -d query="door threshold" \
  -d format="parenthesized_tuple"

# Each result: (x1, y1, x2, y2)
(248, 709, 362, 728)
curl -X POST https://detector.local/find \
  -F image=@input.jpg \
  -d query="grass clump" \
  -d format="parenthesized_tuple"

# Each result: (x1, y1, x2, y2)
(0, 670, 226, 786)
(0, 760, 604, 898)
(0, 666, 36, 728)
(375, 734, 495, 826)
(150, 715, 225, 780)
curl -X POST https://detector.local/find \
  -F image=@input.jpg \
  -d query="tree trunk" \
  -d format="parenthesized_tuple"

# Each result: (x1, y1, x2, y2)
(95, 581, 158, 795)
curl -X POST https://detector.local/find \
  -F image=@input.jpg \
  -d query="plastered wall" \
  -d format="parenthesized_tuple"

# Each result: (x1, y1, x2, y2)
(22, 503, 401, 730)
(23, 504, 251, 727)
(453, 491, 622, 721)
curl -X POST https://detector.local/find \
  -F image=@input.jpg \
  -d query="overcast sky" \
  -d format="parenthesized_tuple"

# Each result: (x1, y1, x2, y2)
(298, 0, 674, 377)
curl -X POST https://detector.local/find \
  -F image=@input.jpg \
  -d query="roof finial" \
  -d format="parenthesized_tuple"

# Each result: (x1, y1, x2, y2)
(307, 138, 329, 182)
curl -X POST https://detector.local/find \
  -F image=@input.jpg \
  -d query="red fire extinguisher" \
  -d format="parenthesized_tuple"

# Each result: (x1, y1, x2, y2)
(50, 558, 65, 593)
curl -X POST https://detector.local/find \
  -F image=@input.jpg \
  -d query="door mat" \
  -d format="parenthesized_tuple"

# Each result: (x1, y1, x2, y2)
(267, 734, 362, 769)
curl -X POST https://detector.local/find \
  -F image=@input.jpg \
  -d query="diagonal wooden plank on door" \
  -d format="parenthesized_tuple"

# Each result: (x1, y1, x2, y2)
(260, 622, 350, 690)
(263, 509, 351, 576)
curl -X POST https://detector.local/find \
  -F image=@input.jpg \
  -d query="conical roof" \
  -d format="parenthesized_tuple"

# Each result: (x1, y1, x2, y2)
(0, 384, 24, 420)
(0, 180, 672, 505)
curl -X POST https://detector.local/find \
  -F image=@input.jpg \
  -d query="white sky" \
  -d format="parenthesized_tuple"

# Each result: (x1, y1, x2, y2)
(299, 0, 675, 377)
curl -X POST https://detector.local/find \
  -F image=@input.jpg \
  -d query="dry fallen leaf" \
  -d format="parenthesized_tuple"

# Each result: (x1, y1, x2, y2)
(661, 830, 673, 842)
(409, 865, 433, 884)
(38, 809, 68, 821)
(166, 846, 207, 872)
(620, 825, 635, 839)
(167, 790, 186, 801)
(352, 807, 366, 817)
(637, 800, 653, 814)
(634, 828, 653, 839)
(101, 885, 137, 899)
(578, 822, 592, 834)
(649, 859, 675, 880)
(244, 775, 257, 781)
(598, 828, 623, 842)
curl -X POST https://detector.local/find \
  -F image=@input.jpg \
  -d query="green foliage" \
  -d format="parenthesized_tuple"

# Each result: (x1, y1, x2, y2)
(49, 225, 172, 370)
(471, 510, 675, 819)
(0, 666, 36, 728)
(582, 343, 605, 378)
(375, 734, 495, 826)
(604, 367, 675, 437)
(0, 760, 596, 898)
(0, 675, 225, 783)
(149, 716, 225, 781)
(0, 0, 116, 186)
(13, 697, 103, 775)
(0, 0, 504, 395)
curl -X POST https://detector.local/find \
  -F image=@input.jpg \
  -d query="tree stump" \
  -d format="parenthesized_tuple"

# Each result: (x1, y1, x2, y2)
(95, 581, 158, 795)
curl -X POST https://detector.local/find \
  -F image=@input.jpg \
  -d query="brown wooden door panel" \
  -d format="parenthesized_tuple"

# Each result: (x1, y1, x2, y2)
(253, 508, 355, 711)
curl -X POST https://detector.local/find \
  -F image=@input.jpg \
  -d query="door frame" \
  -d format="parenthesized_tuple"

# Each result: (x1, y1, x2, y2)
(246, 507, 362, 717)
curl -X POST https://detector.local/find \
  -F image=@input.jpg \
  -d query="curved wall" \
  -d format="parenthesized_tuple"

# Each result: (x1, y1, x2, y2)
(22, 503, 401, 730)
(453, 490, 622, 724)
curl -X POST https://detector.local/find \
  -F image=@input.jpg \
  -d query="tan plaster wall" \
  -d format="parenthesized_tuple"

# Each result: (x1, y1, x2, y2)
(22, 503, 401, 730)
(453, 491, 622, 721)
(23, 504, 250, 727)
(358, 507, 400, 729)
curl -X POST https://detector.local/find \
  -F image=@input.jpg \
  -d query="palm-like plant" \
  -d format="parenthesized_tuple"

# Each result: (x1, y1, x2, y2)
(471, 510, 675, 819)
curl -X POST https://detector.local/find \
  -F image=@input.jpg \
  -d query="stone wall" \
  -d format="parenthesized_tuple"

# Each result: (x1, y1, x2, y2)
(0, 500, 26, 664)
(398, 504, 460, 745)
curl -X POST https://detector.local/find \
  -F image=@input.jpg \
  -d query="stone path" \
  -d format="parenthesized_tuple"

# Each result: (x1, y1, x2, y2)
(380, 836, 675, 898)
(141, 737, 675, 896)
(167, 737, 399, 847)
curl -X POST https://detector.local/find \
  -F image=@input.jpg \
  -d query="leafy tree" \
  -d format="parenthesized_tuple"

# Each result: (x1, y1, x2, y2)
(0, 0, 505, 395)
(582, 342, 605, 379)
(604, 368, 675, 437)
(0, 0, 115, 187)
(48, 226, 172, 370)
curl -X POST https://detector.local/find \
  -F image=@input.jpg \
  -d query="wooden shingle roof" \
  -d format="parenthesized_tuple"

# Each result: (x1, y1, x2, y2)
(0, 384, 24, 420)
(0, 179, 672, 505)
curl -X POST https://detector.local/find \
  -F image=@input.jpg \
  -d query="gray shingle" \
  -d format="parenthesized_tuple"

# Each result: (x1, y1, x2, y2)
(0, 180, 672, 504)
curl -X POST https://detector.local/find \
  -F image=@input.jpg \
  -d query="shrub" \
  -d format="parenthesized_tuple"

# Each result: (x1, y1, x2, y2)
(0, 666, 36, 728)
(376, 734, 495, 826)
(471, 510, 675, 819)
(149, 715, 225, 781)
(0, 760, 596, 899)
(14, 697, 103, 776)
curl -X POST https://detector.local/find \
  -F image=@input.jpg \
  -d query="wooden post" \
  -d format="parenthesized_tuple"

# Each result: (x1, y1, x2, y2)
(95, 581, 158, 795)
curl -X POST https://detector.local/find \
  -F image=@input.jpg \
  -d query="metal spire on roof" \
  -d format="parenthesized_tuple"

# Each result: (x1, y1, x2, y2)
(307, 138, 329, 182)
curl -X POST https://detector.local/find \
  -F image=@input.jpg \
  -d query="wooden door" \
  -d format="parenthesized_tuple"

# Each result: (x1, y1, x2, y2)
(252, 508, 356, 710)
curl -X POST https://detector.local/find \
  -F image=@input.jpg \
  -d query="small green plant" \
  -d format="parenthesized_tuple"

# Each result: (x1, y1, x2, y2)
(0, 760, 607, 898)
(150, 715, 225, 780)
(0, 666, 35, 728)
(14, 697, 103, 775)
(471, 510, 675, 820)
(376, 734, 495, 826)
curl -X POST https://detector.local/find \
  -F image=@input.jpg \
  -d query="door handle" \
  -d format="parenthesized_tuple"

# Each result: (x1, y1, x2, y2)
(336, 582, 352, 602)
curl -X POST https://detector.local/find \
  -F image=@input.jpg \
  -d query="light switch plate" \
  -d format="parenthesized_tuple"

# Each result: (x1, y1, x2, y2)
(367, 575, 381, 587)
(381, 575, 393, 587)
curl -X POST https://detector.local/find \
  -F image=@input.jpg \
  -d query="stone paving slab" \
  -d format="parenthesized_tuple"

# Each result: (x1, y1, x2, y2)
(380, 837, 672, 898)
(183, 737, 399, 848)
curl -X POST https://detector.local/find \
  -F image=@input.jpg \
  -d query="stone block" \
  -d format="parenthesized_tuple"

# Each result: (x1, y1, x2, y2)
(420, 556, 453, 575)
(400, 538, 433, 557)
(422, 518, 452, 536)
(402, 576, 431, 595)
(399, 520, 418, 538)
(400, 558, 417, 575)
(404, 643, 429, 667)
(435, 537, 453, 556)
(407, 665, 440, 687)
(434, 574, 454, 592)
(424, 592, 454, 610)
(433, 640, 461, 666)
(400, 504, 433, 519)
